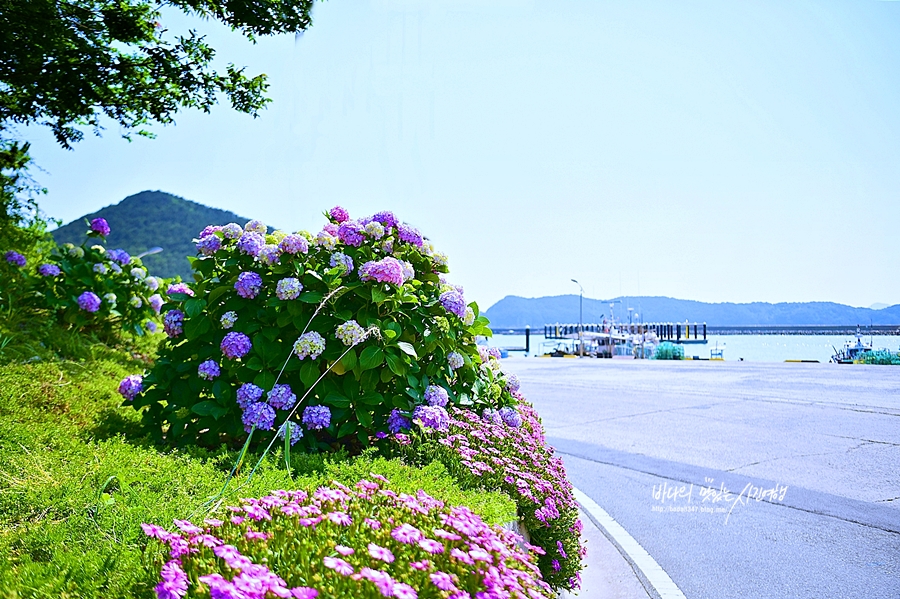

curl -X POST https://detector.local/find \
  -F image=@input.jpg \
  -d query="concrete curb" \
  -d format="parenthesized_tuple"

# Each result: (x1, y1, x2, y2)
(573, 488, 686, 599)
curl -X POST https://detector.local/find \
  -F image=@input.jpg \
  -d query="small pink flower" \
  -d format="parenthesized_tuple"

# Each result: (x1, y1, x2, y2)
(323, 556, 354, 576)
(418, 538, 444, 554)
(368, 543, 395, 563)
(335, 545, 355, 556)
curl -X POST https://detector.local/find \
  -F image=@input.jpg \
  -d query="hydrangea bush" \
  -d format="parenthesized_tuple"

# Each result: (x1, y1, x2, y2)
(144, 477, 554, 599)
(389, 400, 585, 591)
(129, 209, 512, 449)
(3, 218, 169, 336)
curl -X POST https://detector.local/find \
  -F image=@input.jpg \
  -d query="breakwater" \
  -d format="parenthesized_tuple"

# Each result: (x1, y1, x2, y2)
(493, 324, 900, 336)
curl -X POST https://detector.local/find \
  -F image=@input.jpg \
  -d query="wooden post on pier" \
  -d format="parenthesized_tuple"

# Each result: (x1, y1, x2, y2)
(525, 325, 530, 354)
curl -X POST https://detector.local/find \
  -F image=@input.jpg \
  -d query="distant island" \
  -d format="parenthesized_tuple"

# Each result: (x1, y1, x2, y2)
(483, 295, 900, 328)
(51, 190, 249, 281)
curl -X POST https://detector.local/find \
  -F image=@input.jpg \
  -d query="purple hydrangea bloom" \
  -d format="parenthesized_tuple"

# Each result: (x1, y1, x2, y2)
(221, 332, 252, 359)
(198, 360, 220, 380)
(329, 253, 353, 276)
(148, 294, 164, 313)
(413, 405, 450, 431)
(237, 232, 266, 257)
(196, 235, 222, 256)
(92, 262, 107, 274)
(278, 421, 304, 445)
(234, 271, 263, 299)
(198, 225, 222, 238)
(243, 402, 276, 431)
(337, 221, 365, 247)
(167, 283, 194, 297)
(77, 291, 101, 312)
(358, 257, 404, 285)
(302, 405, 331, 430)
(400, 261, 415, 282)
(145, 277, 160, 291)
(448, 351, 464, 370)
(118, 375, 143, 400)
(145, 320, 158, 333)
(278, 234, 308, 255)
(275, 277, 302, 300)
(222, 223, 243, 239)
(293, 331, 325, 360)
(372, 211, 398, 229)
(488, 347, 502, 360)
(4, 251, 26, 267)
(163, 309, 184, 337)
(323, 223, 339, 236)
(397, 223, 423, 247)
(267, 384, 297, 410)
(258, 244, 280, 265)
(499, 406, 522, 428)
(424, 385, 449, 407)
(38, 263, 61, 276)
(329, 206, 350, 223)
(335, 320, 365, 346)
(107, 248, 131, 265)
(236, 383, 264, 409)
(439, 290, 466, 319)
(89, 218, 111, 237)
(387, 409, 411, 433)
(505, 373, 520, 393)
(154, 559, 188, 599)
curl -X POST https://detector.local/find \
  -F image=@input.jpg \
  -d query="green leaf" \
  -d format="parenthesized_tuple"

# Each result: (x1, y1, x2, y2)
(359, 346, 384, 370)
(337, 420, 357, 438)
(184, 316, 211, 340)
(299, 291, 324, 304)
(355, 406, 374, 428)
(340, 348, 358, 370)
(253, 371, 276, 390)
(385, 352, 406, 376)
(371, 287, 387, 304)
(300, 361, 320, 388)
(192, 401, 227, 419)
(184, 298, 206, 318)
(245, 356, 264, 371)
(207, 285, 231, 306)
(323, 391, 351, 408)
(397, 341, 418, 359)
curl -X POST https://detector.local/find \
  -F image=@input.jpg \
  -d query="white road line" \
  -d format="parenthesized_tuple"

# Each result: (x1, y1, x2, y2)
(573, 487, 687, 599)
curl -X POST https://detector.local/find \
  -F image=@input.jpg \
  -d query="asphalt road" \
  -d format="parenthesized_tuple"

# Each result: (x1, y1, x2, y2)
(508, 358, 900, 599)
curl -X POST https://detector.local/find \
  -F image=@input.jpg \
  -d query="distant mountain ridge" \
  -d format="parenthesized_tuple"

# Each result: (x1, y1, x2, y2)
(51, 191, 249, 280)
(483, 295, 900, 328)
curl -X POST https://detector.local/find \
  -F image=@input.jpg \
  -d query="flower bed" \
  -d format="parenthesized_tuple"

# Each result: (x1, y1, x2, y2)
(145, 477, 554, 599)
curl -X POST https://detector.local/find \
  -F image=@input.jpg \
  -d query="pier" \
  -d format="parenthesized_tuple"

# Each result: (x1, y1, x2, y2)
(541, 322, 708, 344)
(491, 324, 900, 337)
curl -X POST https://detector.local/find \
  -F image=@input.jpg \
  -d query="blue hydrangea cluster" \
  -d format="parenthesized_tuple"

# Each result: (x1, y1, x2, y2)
(258, 244, 280, 265)
(129, 296, 142, 308)
(482, 408, 502, 426)
(77, 291, 101, 312)
(275, 277, 303, 300)
(364, 221, 385, 239)
(237, 232, 265, 257)
(107, 249, 131, 265)
(397, 223, 423, 247)
(196, 234, 222, 256)
(221, 332, 252, 359)
(5, 251, 26, 267)
(277, 421, 304, 446)
(148, 294, 164, 313)
(499, 406, 522, 428)
(244, 220, 267, 234)
(117, 375, 143, 401)
(424, 385, 449, 407)
(236, 383, 264, 409)
(329, 252, 354, 275)
(37, 263, 61, 276)
(243, 402, 276, 432)
(222, 223, 243, 239)
(198, 360, 221, 380)
(103, 293, 117, 306)
(267, 384, 297, 410)
(335, 320, 365, 347)
(448, 352, 464, 370)
(302, 405, 331, 430)
(293, 331, 325, 360)
(439, 289, 466, 319)
(387, 409, 411, 433)
(413, 405, 450, 432)
(93, 263, 107, 274)
(130, 267, 146, 280)
(163, 309, 184, 339)
(337, 221, 365, 247)
(220, 311, 238, 329)
(235, 271, 263, 299)
(505, 373, 520, 393)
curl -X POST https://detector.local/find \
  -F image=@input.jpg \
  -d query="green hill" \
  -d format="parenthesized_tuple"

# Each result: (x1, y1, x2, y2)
(51, 190, 249, 280)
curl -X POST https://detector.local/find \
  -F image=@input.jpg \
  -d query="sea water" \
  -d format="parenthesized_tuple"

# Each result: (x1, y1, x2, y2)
(488, 333, 900, 363)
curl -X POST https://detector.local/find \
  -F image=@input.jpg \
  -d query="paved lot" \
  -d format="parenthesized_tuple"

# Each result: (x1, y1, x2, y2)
(508, 358, 900, 599)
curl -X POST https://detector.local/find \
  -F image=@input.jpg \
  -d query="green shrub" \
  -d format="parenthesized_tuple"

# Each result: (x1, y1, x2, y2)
(652, 341, 684, 360)
(131, 209, 514, 450)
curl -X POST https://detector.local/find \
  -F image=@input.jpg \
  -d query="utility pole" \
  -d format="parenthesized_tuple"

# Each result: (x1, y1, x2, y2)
(571, 279, 584, 357)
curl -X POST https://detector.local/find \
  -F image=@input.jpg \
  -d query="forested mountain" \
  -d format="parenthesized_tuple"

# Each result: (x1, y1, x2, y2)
(483, 295, 900, 328)
(51, 191, 248, 280)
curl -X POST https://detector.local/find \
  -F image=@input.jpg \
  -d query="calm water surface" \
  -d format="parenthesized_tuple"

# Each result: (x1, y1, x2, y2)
(489, 333, 900, 363)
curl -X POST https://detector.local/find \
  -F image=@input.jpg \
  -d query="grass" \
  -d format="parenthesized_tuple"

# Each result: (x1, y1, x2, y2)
(0, 359, 516, 598)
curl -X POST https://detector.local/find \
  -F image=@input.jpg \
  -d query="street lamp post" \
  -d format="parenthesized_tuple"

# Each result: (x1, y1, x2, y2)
(136, 246, 164, 259)
(571, 279, 584, 357)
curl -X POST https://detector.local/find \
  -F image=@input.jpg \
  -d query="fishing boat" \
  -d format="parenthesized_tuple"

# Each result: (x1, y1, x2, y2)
(831, 328, 872, 364)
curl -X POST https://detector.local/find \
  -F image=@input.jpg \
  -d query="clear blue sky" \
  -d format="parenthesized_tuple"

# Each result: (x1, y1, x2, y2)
(25, 0, 900, 310)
